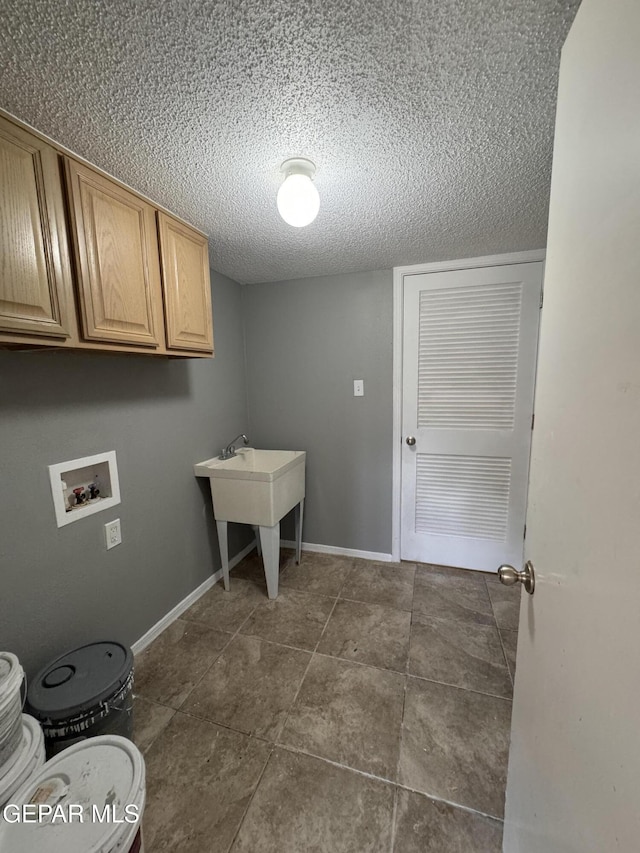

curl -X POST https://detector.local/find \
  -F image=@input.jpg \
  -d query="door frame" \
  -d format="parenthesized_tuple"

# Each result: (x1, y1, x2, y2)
(391, 249, 546, 562)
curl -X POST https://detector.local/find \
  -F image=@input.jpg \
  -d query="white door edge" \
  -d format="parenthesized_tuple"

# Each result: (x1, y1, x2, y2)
(391, 249, 546, 564)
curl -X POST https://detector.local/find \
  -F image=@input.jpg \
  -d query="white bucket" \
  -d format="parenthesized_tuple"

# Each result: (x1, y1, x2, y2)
(0, 652, 24, 773)
(0, 715, 45, 808)
(0, 735, 145, 853)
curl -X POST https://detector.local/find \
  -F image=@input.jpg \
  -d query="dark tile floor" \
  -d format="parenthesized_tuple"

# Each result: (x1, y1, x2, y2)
(133, 550, 520, 852)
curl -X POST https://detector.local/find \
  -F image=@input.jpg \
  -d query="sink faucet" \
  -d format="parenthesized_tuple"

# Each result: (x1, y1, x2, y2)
(219, 434, 249, 460)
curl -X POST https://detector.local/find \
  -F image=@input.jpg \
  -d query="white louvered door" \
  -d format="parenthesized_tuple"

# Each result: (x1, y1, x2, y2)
(401, 262, 543, 571)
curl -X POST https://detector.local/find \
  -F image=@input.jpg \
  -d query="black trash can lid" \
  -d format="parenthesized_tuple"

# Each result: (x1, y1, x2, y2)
(27, 641, 133, 722)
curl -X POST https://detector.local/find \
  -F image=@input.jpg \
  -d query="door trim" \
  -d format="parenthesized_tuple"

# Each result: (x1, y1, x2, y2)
(391, 249, 546, 562)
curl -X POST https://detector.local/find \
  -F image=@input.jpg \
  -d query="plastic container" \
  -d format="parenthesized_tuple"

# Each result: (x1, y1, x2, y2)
(0, 734, 145, 852)
(26, 642, 134, 756)
(0, 652, 24, 772)
(0, 714, 46, 808)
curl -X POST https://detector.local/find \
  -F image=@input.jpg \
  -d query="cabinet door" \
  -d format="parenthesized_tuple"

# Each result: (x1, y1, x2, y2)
(0, 119, 72, 338)
(65, 159, 163, 347)
(157, 212, 214, 353)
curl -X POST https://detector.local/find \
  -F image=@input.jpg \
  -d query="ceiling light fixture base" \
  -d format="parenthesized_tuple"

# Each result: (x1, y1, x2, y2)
(280, 157, 316, 179)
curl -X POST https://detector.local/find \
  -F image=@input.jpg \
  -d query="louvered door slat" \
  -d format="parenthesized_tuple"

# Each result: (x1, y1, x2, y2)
(415, 454, 512, 541)
(418, 281, 523, 431)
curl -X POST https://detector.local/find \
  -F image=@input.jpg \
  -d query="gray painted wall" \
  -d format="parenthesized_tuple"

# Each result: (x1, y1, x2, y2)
(0, 271, 251, 676)
(242, 270, 393, 555)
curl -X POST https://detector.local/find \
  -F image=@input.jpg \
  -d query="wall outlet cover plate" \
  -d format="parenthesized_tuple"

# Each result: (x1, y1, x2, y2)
(105, 518, 122, 549)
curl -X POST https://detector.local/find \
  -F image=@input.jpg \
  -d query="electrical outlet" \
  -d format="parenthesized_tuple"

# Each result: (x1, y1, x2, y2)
(105, 518, 122, 550)
(353, 379, 364, 397)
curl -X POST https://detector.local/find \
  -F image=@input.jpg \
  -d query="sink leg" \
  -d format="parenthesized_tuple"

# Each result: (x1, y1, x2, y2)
(252, 525, 262, 557)
(259, 522, 280, 599)
(294, 499, 305, 565)
(216, 520, 230, 591)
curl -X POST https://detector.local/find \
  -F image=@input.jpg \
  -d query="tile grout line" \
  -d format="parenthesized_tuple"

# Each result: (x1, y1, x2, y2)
(132, 692, 175, 712)
(272, 594, 342, 751)
(136, 615, 242, 707)
(397, 780, 505, 824)
(232, 631, 322, 656)
(389, 785, 399, 853)
(134, 614, 249, 749)
(485, 575, 522, 633)
(173, 598, 265, 712)
(273, 741, 505, 823)
(277, 741, 397, 786)
(494, 625, 515, 687)
(226, 740, 277, 853)
(231, 577, 339, 604)
(336, 593, 413, 613)
(484, 575, 517, 688)
(485, 575, 500, 627)
(223, 592, 347, 846)
(406, 670, 513, 703)
(388, 567, 415, 851)
(397, 568, 414, 780)
(134, 619, 241, 746)
(176, 706, 258, 737)
(410, 608, 503, 630)
(335, 555, 358, 599)
(131, 696, 177, 756)
(390, 659, 410, 852)
(311, 648, 407, 677)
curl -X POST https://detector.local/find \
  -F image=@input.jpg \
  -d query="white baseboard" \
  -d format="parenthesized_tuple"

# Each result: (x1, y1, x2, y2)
(131, 540, 257, 655)
(280, 540, 394, 563)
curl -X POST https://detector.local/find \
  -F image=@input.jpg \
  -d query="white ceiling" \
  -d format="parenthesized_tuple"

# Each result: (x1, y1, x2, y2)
(0, 0, 580, 284)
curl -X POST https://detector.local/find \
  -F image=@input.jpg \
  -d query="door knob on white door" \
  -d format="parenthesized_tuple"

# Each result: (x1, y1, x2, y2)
(498, 561, 535, 594)
(406, 436, 416, 446)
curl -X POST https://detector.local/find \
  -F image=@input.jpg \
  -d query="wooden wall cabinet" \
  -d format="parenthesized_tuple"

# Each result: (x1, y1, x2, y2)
(0, 112, 214, 358)
(157, 212, 214, 353)
(0, 120, 74, 339)
(65, 159, 164, 350)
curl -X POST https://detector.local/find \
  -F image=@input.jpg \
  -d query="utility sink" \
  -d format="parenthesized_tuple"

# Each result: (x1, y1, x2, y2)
(194, 448, 306, 598)
(194, 449, 305, 527)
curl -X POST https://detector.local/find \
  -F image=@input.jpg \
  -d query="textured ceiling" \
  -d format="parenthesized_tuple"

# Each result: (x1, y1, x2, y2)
(0, 0, 580, 284)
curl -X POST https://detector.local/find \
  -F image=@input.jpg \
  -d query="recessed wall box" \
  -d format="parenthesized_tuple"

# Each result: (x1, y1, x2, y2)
(48, 451, 121, 527)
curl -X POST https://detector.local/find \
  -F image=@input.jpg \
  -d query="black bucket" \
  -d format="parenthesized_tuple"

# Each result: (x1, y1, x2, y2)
(26, 641, 134, 757)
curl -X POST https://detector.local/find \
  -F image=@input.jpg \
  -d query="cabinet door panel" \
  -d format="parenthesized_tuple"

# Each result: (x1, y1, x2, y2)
(66, 160, 162, 347)
(0, 121, 70, 337)
(157, 212, 213, 352)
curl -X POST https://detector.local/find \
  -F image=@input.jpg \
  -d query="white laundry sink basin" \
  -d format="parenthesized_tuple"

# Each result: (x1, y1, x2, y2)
(194, 448, 306, 528)
(194, 448, 306, 600)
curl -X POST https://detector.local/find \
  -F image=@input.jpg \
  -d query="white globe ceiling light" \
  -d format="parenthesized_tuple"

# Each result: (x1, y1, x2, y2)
(277, 158, 320, 228)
